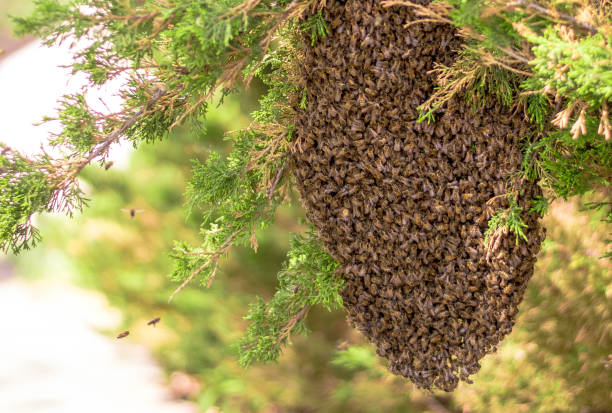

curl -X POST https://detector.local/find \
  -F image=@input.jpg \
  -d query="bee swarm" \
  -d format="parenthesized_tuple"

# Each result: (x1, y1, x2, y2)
(292, 0, 545, 391)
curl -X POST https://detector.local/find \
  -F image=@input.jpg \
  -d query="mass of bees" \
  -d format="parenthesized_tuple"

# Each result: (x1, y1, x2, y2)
(291, 0, 545, 391)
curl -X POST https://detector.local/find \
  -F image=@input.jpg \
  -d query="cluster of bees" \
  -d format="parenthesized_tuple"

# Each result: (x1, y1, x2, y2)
(292, 0, 545, 391)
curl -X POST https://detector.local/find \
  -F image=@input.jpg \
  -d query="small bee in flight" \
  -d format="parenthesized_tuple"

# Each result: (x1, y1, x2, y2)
(147, 317, 161, 327)
(121, 208, 145, 218)
(116, 330, 130, 339)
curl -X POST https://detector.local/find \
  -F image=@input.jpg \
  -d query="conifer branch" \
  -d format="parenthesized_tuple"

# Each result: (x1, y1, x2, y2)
(168, 227, 245, 303)
(508, 0, 598, 34)
(169, 152, 289, 301)
(382, 0, 452, 26)
(59, 86, 168, 186)
(238, 230, 342, 367)
(267, 158, 288, 201)
(277, 305, 310, 343)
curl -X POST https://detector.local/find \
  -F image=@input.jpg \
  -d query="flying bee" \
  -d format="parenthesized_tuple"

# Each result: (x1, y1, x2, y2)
(117, 330, 129, 339)
(147, 317, 161, 327)
(104, 161, 114, 170)
(121, 208, 145, 218)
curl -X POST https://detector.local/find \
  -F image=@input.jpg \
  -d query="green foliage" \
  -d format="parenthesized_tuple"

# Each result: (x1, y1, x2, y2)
(300, 10, 329, 46)
(52, 94, 98, 152)
(10, 0, 72, 39)
(417, 50, 520, 123)
(0, 0, 34, 30)
(446, 0, 523, 50)
(239, 229, 343, 367)
(525, 130, 612, 199)
(522, 30, 612, 104)
(530, 195, 550, 217)
(250, 31, 301, 125)
(464, 61, 516, 108)
(0, 147, 49, 253)
(525, 93, 551, 131)
(484, 198, 528, 246)
(299, 88, 307, 109)
(505, 202, 529, 244)
(0, 144, 87, 253)
(331, 346, 379, 375)
(171, 39, 299, 293)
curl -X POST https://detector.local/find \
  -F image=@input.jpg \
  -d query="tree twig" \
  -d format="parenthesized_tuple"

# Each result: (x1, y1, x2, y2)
(55, 86, 168, 190)
(509, 0, 598, 34)
(277, 305, 310, 343)
(267, 158, 287, 201)
(168, 226, 245, 302)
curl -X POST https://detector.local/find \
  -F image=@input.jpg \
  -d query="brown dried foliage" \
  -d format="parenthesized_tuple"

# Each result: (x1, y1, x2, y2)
(291, 0, 545, 391)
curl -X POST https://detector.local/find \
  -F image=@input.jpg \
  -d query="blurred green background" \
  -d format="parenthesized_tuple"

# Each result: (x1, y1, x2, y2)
(2, 4, 611, 412)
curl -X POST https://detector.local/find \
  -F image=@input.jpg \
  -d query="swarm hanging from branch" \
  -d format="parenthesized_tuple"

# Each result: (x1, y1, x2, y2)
(292, 0, 545, 391)
(4, 0, 611, 394)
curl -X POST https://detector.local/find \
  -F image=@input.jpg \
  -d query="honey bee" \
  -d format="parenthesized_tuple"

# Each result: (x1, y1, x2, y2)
(147, 317, 161, 327)
(330, 14, 343, 29)
(334, 89, 342, 103)
(104, 161, 114, 170)
(121, 208, 145, 218)
(117, 330, 129, 339)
